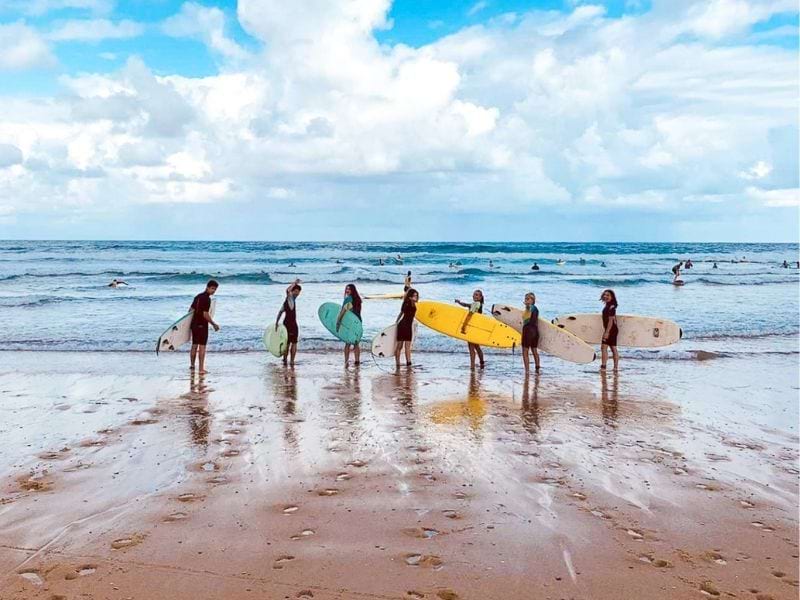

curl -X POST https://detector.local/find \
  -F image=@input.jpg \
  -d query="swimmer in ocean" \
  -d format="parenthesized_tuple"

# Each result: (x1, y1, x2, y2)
(108, 279, 129, 288)
(531, 263, 540, 271)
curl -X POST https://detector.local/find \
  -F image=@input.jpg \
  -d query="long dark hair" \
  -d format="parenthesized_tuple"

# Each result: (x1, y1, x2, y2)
(345, 283, 362, 315)
(402, 287, 418, 311)
(601, 289, 618, 307)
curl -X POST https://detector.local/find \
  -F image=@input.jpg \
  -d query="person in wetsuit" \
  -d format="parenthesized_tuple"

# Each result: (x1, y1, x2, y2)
(276, 279, 302, 366)
(404, 271, 412, 292)
(190, 279, 220, 373)
(337, 283, 363, 367)
(600, 288, 619, 371)
(521, 292, 540, 373)
(395, 287, 418, 367)
(455, 290, 486, 370)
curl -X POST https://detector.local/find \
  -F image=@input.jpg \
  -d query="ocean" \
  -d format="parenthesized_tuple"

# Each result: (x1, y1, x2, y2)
(1, 241, 797, 360)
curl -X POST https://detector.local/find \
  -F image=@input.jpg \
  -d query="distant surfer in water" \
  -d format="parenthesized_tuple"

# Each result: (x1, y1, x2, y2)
(404, 271, 412, 292)
(685, 259, 693, 270)
(108, 279, 128, 288)
(488, 259, 494, 269)
(600, 261, 607, 268)
(455, 290, 485, 370)
(378, 257, 384, 266)
(337, 283, 362, 367)
(190, 280, 220, 374)
(579, 257, 586, 265)
(671, 261, 683, 283)
(522, 292, 540, 374)
(600, 289, 619, 372)
(531, 263, 540, 271)
(712, 262, 718, 269)
(782, 260, 789, 268)
(395, 288, 418, 367)
(276, 279, 301, 367)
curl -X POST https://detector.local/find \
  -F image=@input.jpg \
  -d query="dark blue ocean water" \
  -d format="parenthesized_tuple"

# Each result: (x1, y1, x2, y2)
(0, 241, 797, 356)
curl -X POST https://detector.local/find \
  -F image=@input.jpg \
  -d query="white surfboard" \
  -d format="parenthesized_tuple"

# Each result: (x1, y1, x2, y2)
(371, 321, 418, 358)
(156, 299, 216, 354)
(364, 292, 406, 300)
(551, 313, 682, 348)
(490, 304, 596, 364)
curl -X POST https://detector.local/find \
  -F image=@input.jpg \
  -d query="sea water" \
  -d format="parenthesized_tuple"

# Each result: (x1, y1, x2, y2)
(0, 241, 797, 359)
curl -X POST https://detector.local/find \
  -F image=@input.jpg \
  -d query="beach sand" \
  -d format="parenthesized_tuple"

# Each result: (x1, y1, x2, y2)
(0, 350, 797, 600)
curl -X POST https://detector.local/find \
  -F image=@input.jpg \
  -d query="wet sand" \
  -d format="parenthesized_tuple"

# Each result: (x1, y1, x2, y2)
(0, 350, 797, 600)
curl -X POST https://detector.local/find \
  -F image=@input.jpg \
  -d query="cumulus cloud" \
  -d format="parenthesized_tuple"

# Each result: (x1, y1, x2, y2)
(0, 22, 55, 70)
(0, 0, 114, 17)
(0, 143, 23, 167)
(48, 19, 144, 42)
(163, 2, 249, 60)
(0, 0, 796, 238)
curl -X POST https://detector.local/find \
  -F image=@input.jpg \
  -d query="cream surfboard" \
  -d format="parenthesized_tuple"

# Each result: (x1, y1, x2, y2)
(263, 324, 289, 358)
(364, 292, 406, 300)
(371, 321, 418, 358)
(156, 299, 216, 354)
(551, 314, 682, 347)
(490, 304, 596, 364)
(415, 301, 520, 348)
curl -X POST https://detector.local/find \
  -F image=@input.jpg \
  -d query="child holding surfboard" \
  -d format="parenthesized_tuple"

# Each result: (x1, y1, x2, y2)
(600, 289, 619, 371)
(276, 279, 302, 366)
(455, 290, 486, 370)
(190, 279, 220, 374)
(337, 284, 363, 367)
(395, 288, 418, 367)
(522, 292, 540, 373)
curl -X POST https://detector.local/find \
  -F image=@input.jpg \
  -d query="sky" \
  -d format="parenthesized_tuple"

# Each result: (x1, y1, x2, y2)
(0, 0, 797, 242)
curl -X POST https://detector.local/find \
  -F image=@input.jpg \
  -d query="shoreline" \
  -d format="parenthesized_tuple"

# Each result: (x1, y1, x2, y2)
(1, 350, 797, 599)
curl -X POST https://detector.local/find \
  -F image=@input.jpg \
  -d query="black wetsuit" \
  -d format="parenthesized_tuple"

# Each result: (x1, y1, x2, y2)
(602, 303, 618, 346)
(190, 292, 211, 345)
(396, 300, 416, 342)
(282, 297, 298, 343)
(522, 305, 540, 349)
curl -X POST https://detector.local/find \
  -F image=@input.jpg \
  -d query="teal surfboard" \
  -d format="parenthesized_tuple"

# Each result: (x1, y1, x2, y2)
(263, 323, 289, 358)
(318, 302, 363, 344)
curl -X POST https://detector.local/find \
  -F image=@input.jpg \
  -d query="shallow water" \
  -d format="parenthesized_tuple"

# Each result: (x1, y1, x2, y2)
(0, 241, 797, 358)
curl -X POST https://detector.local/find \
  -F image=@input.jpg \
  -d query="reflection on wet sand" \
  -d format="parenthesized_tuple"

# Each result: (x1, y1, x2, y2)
(269, 365, 300, 453)
(426, 371, 487, 436)
(185, 371, 210, 448)
(600, 370, 619, 427)
(520, 374, 541, 436)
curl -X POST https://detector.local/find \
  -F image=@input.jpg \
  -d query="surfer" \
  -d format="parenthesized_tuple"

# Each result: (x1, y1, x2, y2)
(455, 290, 486, 370)
(276, 279, 302, 366)
(395, 288, 418, 367)
(378, 257, 384, 266)
(671, 261, 683, 283)
(396, 254, 403, 264)
(108, 279, 128, 288)
(337, 283, 362, 367)
(521, 292, 540, 373)
(404, 270, 412, 292)
(782, 260, 789, 268)
(579, 258, 586, 265)
(489, 259, 494, 269)
(712, 262, 718, 269)
(600, 261, 607, 268)
(600, 289, 619, 372)
(685, 259, 693, 270)
(190, 280, 220, 374)
(531, 263, 540, 271)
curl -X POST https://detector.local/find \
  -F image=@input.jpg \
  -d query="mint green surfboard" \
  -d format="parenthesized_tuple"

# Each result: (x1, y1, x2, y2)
(318, 302, 363, 345)
(263, 323, 289, 358)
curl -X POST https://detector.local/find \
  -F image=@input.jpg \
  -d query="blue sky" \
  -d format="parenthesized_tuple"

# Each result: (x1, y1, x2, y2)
(0, 0, 797, 241)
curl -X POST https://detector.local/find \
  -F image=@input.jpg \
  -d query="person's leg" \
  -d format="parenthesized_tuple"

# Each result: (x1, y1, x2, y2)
(354, 344, 361, 365)
(611, 346, 619, 371)
(344, 344, 351, 366)
(395, 342, 402, 367)
(198, 345, 207, 373)
(190, 344, 198, 369)
(533, 348, 540, 371)
(468, 344, 476, 369)
(290, 342, 297, 366)
(600, 343, 608, 369)
(522, 346, 530, 373)
(404, 341, 412, 365)
(476, 345, 485, 368)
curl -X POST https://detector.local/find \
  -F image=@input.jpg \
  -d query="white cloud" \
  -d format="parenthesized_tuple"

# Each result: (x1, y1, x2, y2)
(0, 143, 23, 167)
(163, 2, 249, 60)
(0, 0, 114, 17)
(746, 186, 800, 207)
(467, 1, 489, 17)
(48, 19, 144, 42)
(684, 0, 796, 40)
(0, 22, 55, 70)
(0, 0, 796, 233)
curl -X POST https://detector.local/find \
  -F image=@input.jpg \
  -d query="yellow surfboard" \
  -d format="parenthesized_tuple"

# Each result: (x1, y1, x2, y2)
(415, 301, 521, 348)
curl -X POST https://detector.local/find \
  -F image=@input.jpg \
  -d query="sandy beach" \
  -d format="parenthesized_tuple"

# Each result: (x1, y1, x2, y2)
(0, 349, 797, 600)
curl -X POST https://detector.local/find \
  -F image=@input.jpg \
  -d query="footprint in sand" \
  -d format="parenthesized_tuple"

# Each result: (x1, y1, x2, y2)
(164, 512, 189, 523)
(403, 527, 440, 539)
(739, 500, 755, 508)
(18, 570, 44, 586)
(348, 460, 367, 468)
(221, 449, 240, 458)
(335, 472, 351, 481)
(290, 529, 315, 541)
(283, 505, 300, 514)
(436, 591, 460, 600)
(406, 592, 425, 599)
(62, 462, 91, 473)
(223, 428, 243, 435)
(18, 474, 53, 492)
(111, 534, 145, 550)
(79, 438, 107, 448)
(193, 461, 220, 473)
(317, 488, 339, 497)
(442, 510, 461, 520)
(702, 551, 727, 565)
(570, 492, 587, 501)
(404, 554, 443, 569)
(638, 554, 672, 568)
(38, 449, 70, 461)
(131, 417, 158, 426)
(699, 581, 720, 597)
(207, 475, 229, 485)
(296, 590, 314, 598)
(273, 555, 295, 569)
(177, 492, 205, 503)
(64, 565, 97, 580)
(625, 528, 644, 540)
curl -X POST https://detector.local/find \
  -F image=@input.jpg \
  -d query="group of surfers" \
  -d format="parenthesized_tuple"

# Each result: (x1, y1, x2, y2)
(185, 276, 621, 375)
